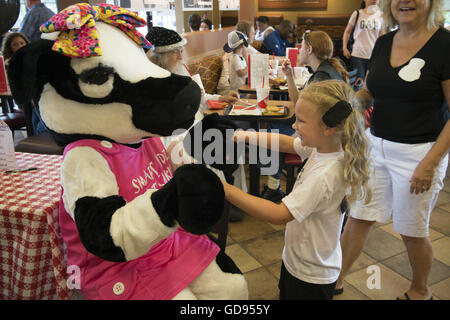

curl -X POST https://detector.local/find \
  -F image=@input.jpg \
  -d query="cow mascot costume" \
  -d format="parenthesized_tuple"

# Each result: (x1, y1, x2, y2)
(7, 3, 248, 300)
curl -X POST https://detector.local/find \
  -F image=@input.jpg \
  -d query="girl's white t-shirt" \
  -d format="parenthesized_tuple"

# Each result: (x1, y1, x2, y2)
(228, 53, 247, 92)
(350, 7, 384, 59)
(281, 138, 346, 284)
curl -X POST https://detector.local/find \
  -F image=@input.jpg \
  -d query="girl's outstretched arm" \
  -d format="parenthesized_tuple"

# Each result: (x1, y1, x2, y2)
(222, 181, 294, 225)
(234, 130, 297, 154)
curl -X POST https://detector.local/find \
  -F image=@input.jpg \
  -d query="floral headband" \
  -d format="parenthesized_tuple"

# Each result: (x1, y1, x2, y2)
(40, 3, 153, 58)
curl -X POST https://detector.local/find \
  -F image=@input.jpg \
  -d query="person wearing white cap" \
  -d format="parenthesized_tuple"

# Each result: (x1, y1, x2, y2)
(223, 30, 249, 92)
(217, 21, 259, 96)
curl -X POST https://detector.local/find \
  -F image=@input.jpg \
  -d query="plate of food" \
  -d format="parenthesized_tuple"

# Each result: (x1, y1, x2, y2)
(270, 77, 287, 89)
(261, 105, 289, 117)
(227, 104, 262, 116)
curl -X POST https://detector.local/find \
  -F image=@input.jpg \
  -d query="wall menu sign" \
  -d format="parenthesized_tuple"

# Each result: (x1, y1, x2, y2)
(183, 0, 213, 11)
(258, 0, 327, 10)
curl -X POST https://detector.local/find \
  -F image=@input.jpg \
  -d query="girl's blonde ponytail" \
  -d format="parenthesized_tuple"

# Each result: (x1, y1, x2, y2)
(341, 108, 372, 205)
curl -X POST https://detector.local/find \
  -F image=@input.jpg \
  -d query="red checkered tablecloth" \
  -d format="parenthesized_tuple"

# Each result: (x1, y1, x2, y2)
(0, 152, 72, 300)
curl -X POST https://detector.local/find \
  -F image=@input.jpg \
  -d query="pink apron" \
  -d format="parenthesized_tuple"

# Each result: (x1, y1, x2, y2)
(59, 138, 219, 299)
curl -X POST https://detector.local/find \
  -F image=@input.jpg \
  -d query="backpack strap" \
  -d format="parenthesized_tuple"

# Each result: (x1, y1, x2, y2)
(348, 10, 360, 51)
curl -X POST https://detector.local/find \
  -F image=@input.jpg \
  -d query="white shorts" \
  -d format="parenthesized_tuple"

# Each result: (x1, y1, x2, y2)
(350, 130, 448, 238)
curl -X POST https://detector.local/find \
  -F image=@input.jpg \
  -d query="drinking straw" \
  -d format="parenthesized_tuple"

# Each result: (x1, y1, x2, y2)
(238, 104, 257, 111)
(183, 64, 192, 76)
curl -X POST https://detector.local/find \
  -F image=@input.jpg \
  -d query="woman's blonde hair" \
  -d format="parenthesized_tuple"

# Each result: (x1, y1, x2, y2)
(303, 31, 349, 83)
(299, 80, 372, 206)
(379, 0, 444, 30)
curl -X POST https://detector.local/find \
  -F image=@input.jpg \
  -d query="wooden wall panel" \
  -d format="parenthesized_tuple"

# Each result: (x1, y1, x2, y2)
(183, 26, 234, 63)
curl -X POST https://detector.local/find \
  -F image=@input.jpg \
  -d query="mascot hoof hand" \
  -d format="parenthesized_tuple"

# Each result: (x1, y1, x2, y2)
(183, 113, 241, 174)
(151, 164, 224, 234)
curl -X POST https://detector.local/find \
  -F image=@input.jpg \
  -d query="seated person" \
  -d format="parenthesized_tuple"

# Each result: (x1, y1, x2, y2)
(188, 13, 201, 32)
(200, 19, 212, 31)
(217, 20, 258, 96)
(1, 32, 29, 112)
(223, 31, 248, 92)
(1, 32, 47, 134)
(262, 20, 294, 57)
(1, 32, 29, 65)
(145, 26, 239, 121)
(283, 30, 349, 104)
(255, 16, 274, 41)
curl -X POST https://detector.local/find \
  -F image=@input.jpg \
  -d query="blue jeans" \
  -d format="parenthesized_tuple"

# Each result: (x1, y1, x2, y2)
(31, 106, 49, 135)
(350, 56, 370, 84)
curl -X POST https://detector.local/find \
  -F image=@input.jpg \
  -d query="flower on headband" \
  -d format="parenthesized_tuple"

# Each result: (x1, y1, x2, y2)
(40, 3, 153, 58)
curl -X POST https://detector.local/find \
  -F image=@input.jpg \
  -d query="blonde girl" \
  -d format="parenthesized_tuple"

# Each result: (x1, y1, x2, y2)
(222, 80, 371, 300)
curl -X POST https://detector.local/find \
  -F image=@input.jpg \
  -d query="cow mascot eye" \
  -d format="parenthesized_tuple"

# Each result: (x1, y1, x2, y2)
(6, 3, 247, 300)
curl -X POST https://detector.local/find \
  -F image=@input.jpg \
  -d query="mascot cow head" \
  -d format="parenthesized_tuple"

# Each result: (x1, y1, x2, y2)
(7, 3, 201, 145)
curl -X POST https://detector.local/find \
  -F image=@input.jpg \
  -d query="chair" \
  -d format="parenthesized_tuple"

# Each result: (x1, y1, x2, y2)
(187, 54, 223, 95)
(0, 95, 26, 137)
(14, 100, 64, 155)
(284, 153, 305, 195)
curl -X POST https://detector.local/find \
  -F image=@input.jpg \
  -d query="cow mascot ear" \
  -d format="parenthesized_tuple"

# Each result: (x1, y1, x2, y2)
(7, 39, 54, 104)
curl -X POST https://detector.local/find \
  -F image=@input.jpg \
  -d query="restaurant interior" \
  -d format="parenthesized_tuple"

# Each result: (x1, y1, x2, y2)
(1, 0, 449, 302)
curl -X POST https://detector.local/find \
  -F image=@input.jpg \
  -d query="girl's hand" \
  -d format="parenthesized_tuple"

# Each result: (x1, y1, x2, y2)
(167, 140, 190, 172)
(409, 158, 437, 194)
(281, 59, 293, 77)
(219, 90, 240, 103)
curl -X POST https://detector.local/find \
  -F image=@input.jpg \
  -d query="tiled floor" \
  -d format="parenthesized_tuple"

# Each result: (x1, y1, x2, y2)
(213, 166, 450, 300)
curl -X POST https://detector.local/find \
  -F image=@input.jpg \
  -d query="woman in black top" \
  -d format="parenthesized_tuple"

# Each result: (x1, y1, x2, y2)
(336, 0, 450, 300)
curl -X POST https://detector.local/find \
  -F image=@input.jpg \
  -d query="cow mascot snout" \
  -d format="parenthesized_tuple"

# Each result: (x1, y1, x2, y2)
(7, 3, 248, 300)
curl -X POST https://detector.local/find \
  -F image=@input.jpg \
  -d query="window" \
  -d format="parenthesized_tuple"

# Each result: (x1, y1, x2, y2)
(150, 9, 177, 31)
(109, 0, 177, 33)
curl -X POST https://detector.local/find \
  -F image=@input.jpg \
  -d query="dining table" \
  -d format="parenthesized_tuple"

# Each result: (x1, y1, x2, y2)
(205, 99, 295, 196)
(0, 152, 72, 300)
